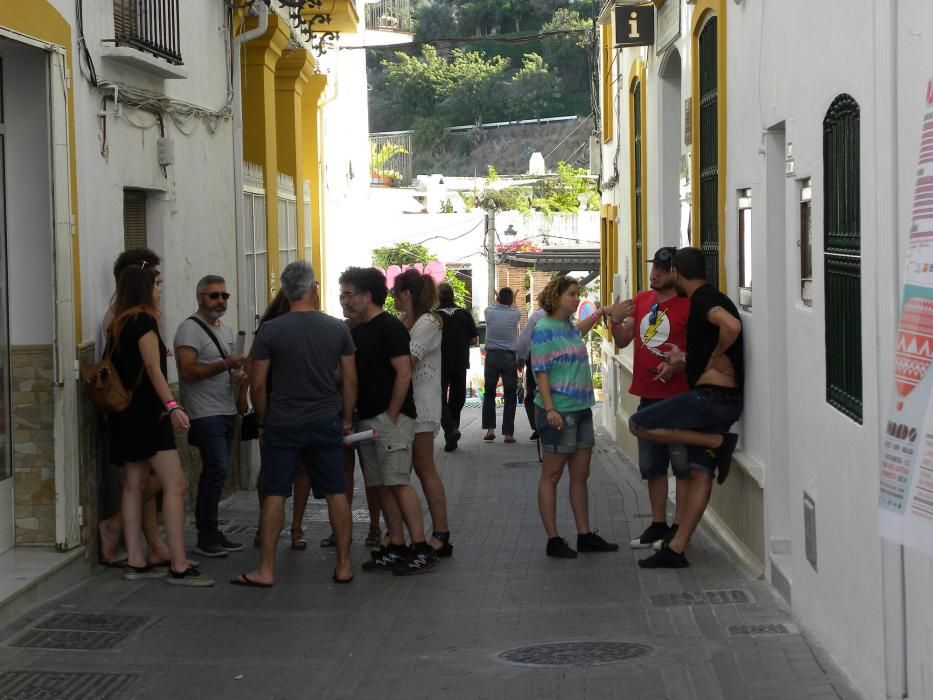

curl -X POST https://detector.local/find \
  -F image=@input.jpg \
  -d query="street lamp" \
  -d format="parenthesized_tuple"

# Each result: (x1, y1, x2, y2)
(504, 224, 517, 237)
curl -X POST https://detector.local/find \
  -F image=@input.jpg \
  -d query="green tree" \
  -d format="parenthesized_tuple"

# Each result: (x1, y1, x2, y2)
(510, 53, 562, 119)
(414, 0, 457, 40)
(540, 8, 591, 92)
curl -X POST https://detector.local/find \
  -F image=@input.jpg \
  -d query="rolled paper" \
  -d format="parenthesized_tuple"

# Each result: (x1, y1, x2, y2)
(343, 429, 377, 445)
(236, 331, 246, 355)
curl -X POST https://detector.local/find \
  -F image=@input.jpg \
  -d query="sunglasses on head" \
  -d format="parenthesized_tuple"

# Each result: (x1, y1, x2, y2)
(202, 292, 230, 300)
(648, 303, 660, 325)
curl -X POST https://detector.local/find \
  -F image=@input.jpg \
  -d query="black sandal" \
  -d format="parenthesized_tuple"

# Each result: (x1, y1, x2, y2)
(432, 531, 453, 558)
(320, 533, 337, 548)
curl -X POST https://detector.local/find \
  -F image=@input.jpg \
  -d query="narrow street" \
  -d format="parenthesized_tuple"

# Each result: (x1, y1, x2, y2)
(0, 407, 861, 700)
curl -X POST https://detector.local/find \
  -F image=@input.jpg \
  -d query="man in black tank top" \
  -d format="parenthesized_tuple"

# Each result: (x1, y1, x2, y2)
(627, 248, 744, 568)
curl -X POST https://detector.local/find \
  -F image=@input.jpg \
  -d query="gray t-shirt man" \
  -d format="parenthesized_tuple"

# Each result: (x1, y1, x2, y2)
(174, 319, 237, 420)
(484, 303, 521, 351)
(250, 311, 356, 429)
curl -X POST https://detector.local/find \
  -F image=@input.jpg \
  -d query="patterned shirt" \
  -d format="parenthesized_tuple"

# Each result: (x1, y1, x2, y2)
(530, 317, 595, 412)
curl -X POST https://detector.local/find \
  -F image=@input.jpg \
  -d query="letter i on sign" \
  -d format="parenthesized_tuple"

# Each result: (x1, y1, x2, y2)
(629, 11, 640, 39)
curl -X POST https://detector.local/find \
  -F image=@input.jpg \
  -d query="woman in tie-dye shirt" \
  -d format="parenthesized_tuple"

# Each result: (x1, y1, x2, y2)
(530, 276, 619, 559)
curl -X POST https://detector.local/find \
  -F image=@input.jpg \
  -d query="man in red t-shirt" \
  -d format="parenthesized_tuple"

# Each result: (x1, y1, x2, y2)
(607, 247, 691, 549)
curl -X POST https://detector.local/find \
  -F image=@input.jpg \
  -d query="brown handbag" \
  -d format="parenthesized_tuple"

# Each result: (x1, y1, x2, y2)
(80, 337, 143, 413)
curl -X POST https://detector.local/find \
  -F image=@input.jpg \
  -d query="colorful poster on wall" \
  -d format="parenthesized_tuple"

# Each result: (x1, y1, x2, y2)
(879, 79, 933, 556)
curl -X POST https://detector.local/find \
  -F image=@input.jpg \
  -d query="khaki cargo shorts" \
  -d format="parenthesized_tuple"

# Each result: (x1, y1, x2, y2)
(358, 412, 415, 487)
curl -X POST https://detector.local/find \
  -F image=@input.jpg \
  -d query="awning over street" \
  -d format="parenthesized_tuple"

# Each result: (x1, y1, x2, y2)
(499, 247, 600, 273)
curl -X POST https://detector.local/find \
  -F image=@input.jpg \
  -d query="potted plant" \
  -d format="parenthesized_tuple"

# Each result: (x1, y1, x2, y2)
(370, 143, 408, 186)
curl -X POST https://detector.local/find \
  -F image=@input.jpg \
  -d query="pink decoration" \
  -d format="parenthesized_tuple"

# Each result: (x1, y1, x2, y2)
(895, 297, 933, 410)
(381, 262, 447, 289)
(577, 299, 598, 321)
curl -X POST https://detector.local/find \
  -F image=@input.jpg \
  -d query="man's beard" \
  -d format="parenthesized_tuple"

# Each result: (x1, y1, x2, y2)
(651, 280, 674, 293)
(201, 306, 225, 320)
(674, 283, 687, 297)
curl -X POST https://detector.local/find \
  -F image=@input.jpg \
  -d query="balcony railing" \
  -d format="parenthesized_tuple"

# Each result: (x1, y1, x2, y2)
(112, 0, 182, 65)
(365, 0, 412, 33)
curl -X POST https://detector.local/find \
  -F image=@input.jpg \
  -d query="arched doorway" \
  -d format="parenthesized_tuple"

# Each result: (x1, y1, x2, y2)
(659, 47, 685, 248)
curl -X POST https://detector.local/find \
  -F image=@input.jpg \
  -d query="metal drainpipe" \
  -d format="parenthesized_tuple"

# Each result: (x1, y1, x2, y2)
(232, 2, 269, 334)
(876, 0, 907, 697)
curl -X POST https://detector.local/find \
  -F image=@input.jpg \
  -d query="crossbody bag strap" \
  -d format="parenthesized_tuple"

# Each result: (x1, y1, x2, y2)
(187, 315, 227, 360)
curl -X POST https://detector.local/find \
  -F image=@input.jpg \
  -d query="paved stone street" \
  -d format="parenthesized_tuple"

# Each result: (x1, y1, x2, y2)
(0, 407, 863, 700)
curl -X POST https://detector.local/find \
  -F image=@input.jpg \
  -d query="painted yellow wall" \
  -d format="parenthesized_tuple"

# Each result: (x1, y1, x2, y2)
(690, 0, 727, 290)
(302, 76, 327, 293)
(0, 2, 82, 339)
(240, 15, 290, 303)
(601, 24, 614, 143)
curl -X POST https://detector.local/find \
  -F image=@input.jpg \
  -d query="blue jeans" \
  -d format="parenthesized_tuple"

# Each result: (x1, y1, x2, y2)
(189, 414, 236, 537)
(636, 398, 687, 480)
(629, 386, 742, 477)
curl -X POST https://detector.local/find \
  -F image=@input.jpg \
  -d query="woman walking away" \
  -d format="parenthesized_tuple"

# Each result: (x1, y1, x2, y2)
(109, 263, 213, 586)
(531, 275, 618, 559)
(393, 269, 453, 557)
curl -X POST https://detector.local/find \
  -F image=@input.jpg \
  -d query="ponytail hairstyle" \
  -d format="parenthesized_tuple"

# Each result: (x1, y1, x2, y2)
(538, 275, 578, 314)
(394, 268, 442, 324)
(111, 263, 161, 345)
(259, 289, 291, 328)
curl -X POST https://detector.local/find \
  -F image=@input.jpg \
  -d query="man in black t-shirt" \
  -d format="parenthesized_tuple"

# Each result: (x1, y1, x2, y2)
(436, 282, 478, 452)
(338, 267, 437, 576)
(628, 247, 744, 569)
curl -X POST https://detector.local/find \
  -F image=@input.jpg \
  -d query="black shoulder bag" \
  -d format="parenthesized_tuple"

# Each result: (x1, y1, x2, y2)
(186, 316, 259, 442)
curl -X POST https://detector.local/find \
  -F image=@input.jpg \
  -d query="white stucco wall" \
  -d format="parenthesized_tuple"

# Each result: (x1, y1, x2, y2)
(58, 0, 237, 368)
(1, 40, 54, 346)
(596, 2, 933, 697)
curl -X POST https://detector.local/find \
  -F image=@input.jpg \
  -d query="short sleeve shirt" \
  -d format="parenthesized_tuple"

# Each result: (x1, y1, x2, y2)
(530, 316, 595, 412)
(484, 304, 520, 351)
(686, 285, 745, 390)
(250, 311, 355, 428)
(437, 305, 477, 369)
(173, 317, 237, 420)
(628, 291, 691, 399)
(351, 312, 417, 421)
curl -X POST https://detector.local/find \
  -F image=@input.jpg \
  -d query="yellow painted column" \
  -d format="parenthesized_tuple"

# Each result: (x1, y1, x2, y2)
(302, 75, 327, 289)
(241, 14, 290, 302)
(275, 49, 316, 275)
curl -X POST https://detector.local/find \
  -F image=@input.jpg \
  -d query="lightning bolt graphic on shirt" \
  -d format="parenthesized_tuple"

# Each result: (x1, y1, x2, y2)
(642, 308, 668, 346)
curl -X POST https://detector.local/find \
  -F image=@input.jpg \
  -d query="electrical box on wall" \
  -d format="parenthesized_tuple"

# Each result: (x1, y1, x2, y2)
(157, 137, 175, 166)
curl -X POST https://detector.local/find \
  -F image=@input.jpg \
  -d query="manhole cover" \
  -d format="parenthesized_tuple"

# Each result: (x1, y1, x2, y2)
(498, 641, 652, 667)
(729, 624, 793, 636)
(502, 461, 540, 469)
(37, 613, 152, 634)
(650, 589, 755, 607)
(0, 671, 138, 699)
(6, 630, 127, 650)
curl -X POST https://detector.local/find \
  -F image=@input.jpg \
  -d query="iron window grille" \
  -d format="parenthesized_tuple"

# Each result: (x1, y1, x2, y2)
(799, 178, 813, 306)
(632, 79, 644, 293)
(365, 0, 412, 33)
(823, 94, 862, 423)
(737, 188, 752, 309)
(112, 0, 182, 65)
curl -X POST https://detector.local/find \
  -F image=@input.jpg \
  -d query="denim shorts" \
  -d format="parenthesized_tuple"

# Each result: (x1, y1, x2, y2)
(261, 415, 346, 499)
(629, 386, 742, 477)
(535, 406, 595, 454)
(635, 399, 685, 480)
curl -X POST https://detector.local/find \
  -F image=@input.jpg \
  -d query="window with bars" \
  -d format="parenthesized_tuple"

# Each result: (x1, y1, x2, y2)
(737, 188, 752, 309)
(277, 174, 298, 271)
(823, 94, 862, 423)
(698, 15, 719, 287)
(123, 189, 147, 250)
(799, 178, 813, 306)
(243, 162, 267, 329)
(632, 78, 644, 293)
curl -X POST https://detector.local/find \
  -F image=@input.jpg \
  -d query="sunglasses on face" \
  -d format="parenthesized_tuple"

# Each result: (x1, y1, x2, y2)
(648, 303, 660, 325)
(202, 292, 230, 300)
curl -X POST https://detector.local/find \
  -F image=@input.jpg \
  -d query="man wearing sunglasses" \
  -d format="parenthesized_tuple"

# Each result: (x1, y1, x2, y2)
(174, 275, 247, 558)
(606, 247, 691, 552)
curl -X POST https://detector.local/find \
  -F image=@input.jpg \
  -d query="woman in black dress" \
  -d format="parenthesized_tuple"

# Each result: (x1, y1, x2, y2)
(109, 264, 212, 586)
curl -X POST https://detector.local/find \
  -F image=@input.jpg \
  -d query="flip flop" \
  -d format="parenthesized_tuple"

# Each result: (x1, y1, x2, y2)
(320, 534, 337, 548)
(230, 573, 273, 588)
(332, 569, 353, 584)
(503, 436, 516, 444)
